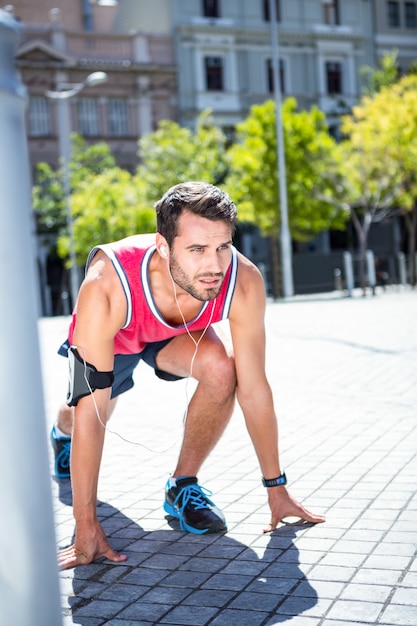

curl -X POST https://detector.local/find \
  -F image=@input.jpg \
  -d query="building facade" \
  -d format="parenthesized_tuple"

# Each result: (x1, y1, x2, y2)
(11, 0, 417, 175)
(11, 0, 177, 177)
(172, 0, 375, 138)
(373, 0, 417, 71)
(5, 0, 417, 304)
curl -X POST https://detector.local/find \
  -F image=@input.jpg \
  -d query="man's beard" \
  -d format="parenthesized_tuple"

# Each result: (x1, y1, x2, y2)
(169, 256, 224, 302)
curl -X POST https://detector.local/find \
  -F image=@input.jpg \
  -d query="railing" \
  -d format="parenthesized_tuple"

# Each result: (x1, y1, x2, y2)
(66, 32, 133, 61)
(18, 26, 174, 66)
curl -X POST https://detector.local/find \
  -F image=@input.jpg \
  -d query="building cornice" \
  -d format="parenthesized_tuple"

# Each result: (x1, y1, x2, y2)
(175, 23, 365, 45)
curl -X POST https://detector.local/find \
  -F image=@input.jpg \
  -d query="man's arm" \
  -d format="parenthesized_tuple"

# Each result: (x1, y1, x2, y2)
(58, 252, 129, 569)
(229, 257, 325, 530)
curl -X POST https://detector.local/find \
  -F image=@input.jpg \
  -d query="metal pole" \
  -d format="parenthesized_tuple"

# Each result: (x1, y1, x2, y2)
(398, 251, 407, 285)
(0, 10, 62, 626)
(56, 96, 79, 308)
(46, 71, 107, 309)
(269, 0, 294, 297)
(366, 249, 376, 293)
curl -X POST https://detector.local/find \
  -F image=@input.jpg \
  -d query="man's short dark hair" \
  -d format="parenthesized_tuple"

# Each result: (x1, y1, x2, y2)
(155, 181, 237, 247)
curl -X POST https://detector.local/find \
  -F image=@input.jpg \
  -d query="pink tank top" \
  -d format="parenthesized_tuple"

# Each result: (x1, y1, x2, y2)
(68, 234, 238, 355)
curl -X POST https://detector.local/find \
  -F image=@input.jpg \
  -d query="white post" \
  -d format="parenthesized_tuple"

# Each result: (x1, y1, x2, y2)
(398, 252, 407, 285)
(0, 10, 62, 626)
(343, 251, 354, 297)
(366, 249, 376, 291)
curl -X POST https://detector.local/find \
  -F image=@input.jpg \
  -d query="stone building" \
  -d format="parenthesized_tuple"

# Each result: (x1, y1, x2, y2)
(11, 0, 177, 176)
(5, 0, 417, 304)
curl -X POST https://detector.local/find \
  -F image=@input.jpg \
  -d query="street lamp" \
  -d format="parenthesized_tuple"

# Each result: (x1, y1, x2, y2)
(268, 0, 294, 298)
(45, 71, 107, 308)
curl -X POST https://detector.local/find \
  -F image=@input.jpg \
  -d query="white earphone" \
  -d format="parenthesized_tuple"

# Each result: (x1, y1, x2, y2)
(161, 245, 168, 258)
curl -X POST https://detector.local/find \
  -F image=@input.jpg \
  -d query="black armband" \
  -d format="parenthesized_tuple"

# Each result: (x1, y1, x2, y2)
(67, 346, 114, 407)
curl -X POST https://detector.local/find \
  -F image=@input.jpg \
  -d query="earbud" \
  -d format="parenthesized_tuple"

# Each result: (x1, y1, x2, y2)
(161, 245, 168, 258)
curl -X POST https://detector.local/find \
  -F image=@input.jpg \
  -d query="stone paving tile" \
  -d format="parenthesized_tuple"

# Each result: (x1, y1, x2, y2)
(325, 599, 384, 622)
(105, 622, 152, 626)
(400, 571, 417, 587)
(265, 618, 320, 626)
(181, 589, 237, 608)
(38, 291, 417, 625)
(380, 605, 417, 625)
(351, 567, 403, 586)
(391, 587, 417, 605)
(228, 590, 284, 611)
(272, 595, 334, 618)
(208, 608, 269, 626)
(339, 582, 393, 603)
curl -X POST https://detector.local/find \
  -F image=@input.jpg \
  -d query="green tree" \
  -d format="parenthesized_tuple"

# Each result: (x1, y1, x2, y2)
(359, 49, 399, 96)
(59, 168, 155, 264)
(33, 135, 116, 240)
(225, 99, 346, 240)
(137, 110, 228, 204)
(339, 73, 417, 287)
(335, 139, 400, 292)
(223, 98, 347, 294)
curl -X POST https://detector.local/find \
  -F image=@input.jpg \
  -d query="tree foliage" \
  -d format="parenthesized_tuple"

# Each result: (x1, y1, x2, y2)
(339, 73, 417, 286)
(224, 98, 347, 241)
(359, 49, 399, 96)
(137, 110, 228, 204)
(33, 135, 116, 238)
(58, 168, 155, 264)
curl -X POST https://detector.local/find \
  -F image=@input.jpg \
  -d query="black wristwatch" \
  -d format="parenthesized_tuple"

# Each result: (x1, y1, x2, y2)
(262, 472, 287, 488)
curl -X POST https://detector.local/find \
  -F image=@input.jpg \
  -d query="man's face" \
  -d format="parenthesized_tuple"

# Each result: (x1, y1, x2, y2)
(168, 210, 233, 302)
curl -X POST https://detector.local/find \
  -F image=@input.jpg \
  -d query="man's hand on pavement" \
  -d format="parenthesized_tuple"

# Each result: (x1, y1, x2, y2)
(58, 519, 128, 570)
(263, 486, 326, 533)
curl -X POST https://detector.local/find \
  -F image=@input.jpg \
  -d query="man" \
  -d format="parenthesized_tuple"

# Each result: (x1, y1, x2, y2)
(52, 181, 325, 570)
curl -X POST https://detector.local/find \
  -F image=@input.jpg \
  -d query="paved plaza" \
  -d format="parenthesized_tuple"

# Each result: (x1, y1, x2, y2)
(38, 287, 417, 626)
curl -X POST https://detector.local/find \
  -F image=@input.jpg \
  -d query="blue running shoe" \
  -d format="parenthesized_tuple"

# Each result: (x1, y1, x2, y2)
(50, 425, 71, 479)
(164, 476, 227, 534)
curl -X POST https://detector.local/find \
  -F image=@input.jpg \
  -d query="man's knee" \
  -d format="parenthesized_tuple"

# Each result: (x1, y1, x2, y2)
(199, 346, 236, 392)
(57, 403, 74, 434)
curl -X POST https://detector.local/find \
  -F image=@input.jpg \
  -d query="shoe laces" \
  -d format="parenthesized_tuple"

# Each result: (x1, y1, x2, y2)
(57, 440, 71, 468)
(173, 484, 214, 528)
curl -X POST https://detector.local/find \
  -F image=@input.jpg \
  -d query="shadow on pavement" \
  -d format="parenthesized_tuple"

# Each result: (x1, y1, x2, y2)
(58, 498, 319, 625)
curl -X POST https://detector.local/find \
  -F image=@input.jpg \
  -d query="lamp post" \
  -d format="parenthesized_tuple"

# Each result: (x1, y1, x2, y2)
(269, 0, 294, 297)
(45, 71, 107, 308)
(1, 9, 62, 624)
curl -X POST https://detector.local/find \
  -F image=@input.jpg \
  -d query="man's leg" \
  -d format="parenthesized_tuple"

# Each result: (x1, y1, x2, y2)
(50, 405, 73, 479)
(157, 327, 236, 474)
(156, 328, 236, 533)
(51, 399, 117, 479)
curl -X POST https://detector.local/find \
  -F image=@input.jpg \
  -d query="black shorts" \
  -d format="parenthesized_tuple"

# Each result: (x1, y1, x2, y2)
(58, 338, 183, 399)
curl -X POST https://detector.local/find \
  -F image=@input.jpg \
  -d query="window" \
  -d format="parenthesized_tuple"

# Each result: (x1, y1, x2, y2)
(203, 0, 220, 17)
(387, 1, 400, 26)
(205, 56, 224, 91)
(405, 1, 417, 27)
(78, 98, 100, 136)
(108, 98, 129, 136)
(267, 58, 285, 94)
(28, 96, 50, 136)
(323, 1, 340, 25)
(326, 61, 342, 94)
(263, 0, 281, 22)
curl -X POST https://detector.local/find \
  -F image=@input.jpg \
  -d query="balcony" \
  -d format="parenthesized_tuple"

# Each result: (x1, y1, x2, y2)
(18, 25, 174, 67)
